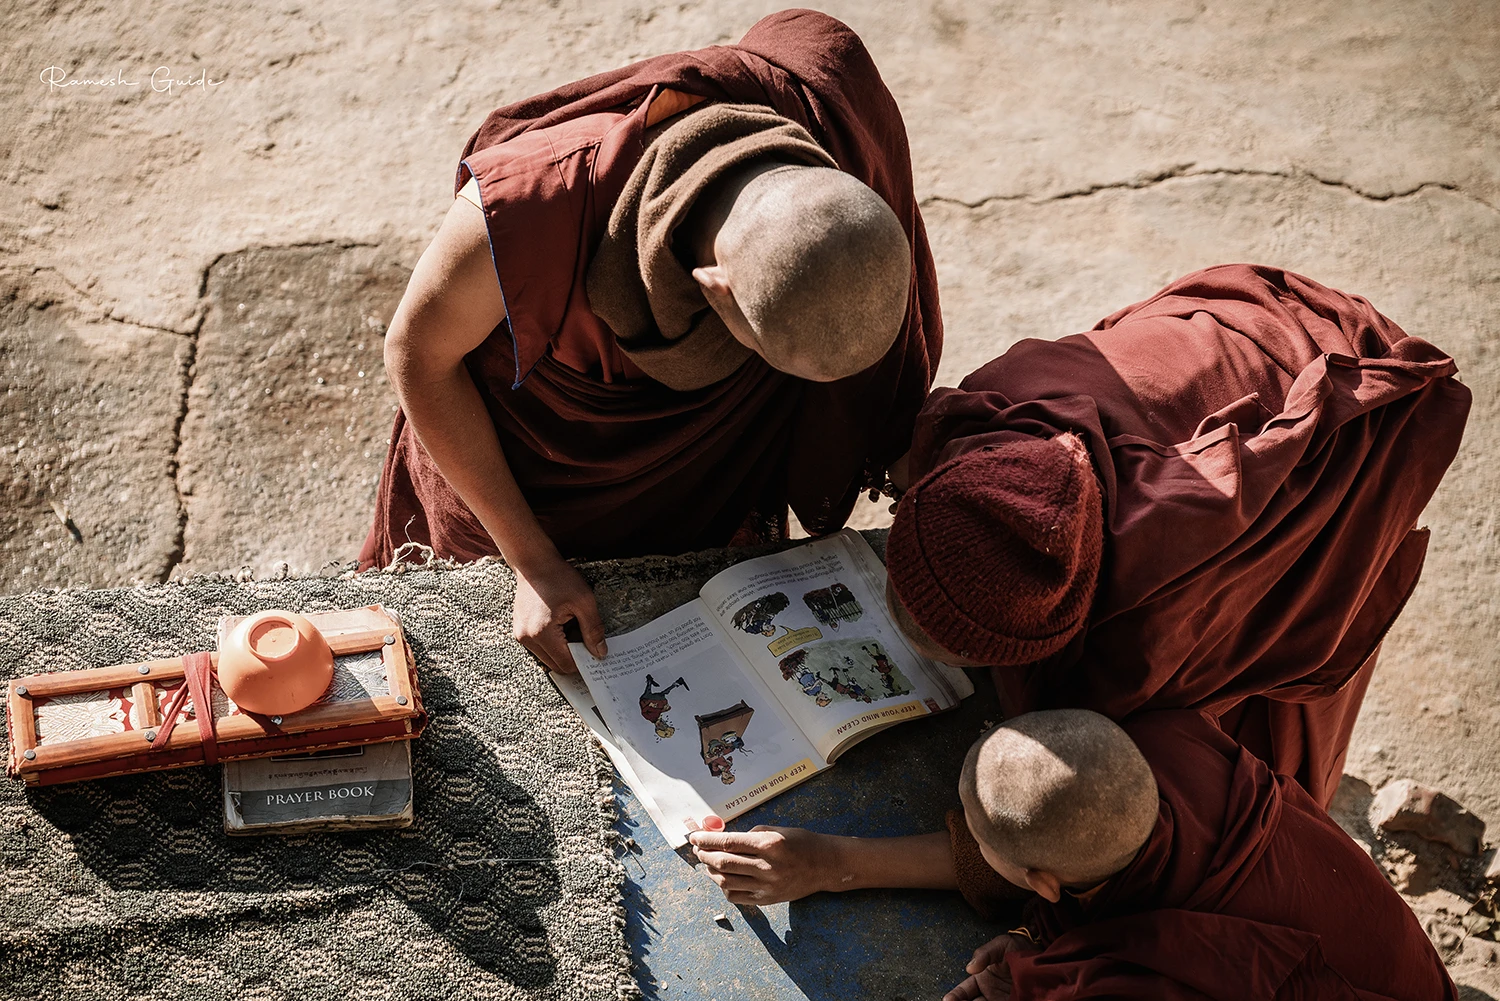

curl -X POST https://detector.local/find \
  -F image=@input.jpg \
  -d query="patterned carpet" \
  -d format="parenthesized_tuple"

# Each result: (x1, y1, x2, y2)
(0, 561, 632, 1001)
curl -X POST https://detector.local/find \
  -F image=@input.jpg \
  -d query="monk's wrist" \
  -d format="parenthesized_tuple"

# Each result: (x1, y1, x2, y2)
(487, 524, 565, 579)
(820, 834, 870, 893)
(821, 831, 956, 893)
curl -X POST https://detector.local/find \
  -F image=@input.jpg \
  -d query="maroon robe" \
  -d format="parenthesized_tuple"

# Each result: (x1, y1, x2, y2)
(1004, 711, 1455, 1000)
(908, 265, 1470, 805)
(361, 10, 940, 566)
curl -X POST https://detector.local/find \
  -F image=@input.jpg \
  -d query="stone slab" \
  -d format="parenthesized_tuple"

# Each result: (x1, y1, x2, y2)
(174, 243, 410, 577)
(0, 267, 186, 593)
(3, 1, 1495, 340)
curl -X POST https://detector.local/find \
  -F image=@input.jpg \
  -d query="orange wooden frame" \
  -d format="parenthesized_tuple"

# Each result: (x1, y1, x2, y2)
(7, 605, 424, 786)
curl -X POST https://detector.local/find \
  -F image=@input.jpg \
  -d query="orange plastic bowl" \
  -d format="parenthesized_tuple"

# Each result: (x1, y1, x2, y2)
(218, 610, 335, 716)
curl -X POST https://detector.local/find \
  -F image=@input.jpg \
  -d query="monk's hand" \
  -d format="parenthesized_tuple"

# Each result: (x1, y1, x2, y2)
(942, 933, 1026, 1001)
(512, 556, 607, 673)
(687, 825, 836, 905)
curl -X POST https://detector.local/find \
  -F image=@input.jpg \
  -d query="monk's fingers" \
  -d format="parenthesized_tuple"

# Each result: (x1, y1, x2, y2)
(942, 974, 984, 1001)
(966, 933, 1019, 974)
(705, 872, 763, 895)
(512, 591, 565, 672)
(944, 968, 1010, 1001)
(566, 589, 608, 659)
(514, 631, 558, 673)
(723, 888, 769, 906)
(513, 557, 601, 664)
(693, 848, 770, 876)
(543, 630, 580, 673)
(688, 829, 782, 855)
(974, 965, 1013, 1000)
(523, 624, 577, 674)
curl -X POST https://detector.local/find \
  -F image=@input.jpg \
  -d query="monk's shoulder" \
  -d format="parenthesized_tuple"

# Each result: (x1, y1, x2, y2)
(462, 109, 625, 186)
(456, 107, 639, 386)
(1120, 710, 1243, 829)
(1120, 709, 1235, 768)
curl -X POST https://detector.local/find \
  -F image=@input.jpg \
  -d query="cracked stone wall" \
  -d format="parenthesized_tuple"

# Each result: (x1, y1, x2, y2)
(1, 0, 1498, 987)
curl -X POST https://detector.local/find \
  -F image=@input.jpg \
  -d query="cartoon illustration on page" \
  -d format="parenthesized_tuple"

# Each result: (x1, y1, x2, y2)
(731, 592, 791, 636)
(777, 640, 913, 707)
(639, 674, 689, 739)
(801, 583, 863, 630)
(696, 701, 754, 785)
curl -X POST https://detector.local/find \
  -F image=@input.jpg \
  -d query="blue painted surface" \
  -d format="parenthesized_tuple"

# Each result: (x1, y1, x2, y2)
(619, 683, 1009, 1001)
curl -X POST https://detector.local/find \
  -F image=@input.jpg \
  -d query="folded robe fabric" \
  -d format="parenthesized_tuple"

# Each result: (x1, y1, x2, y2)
(1002, 711, 1456, 1000)
(361, 9, 940, 565)
(907, 264, 1470, 805)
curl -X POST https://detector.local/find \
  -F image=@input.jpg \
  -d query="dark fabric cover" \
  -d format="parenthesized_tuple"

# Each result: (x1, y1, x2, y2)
(908, 264, 1470, 805)
(1001, 711, 1456, 1000)
(887, 433, 1104, 667)
(362, 9, 940, 566)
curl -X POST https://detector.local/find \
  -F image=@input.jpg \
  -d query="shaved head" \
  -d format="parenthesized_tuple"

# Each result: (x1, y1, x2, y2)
(716, 164, 910, 381)
(960, 710, 1158, 886)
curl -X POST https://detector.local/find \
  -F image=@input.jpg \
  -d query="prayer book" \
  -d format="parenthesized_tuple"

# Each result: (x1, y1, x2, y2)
(221, 739, 415, 835)
(555, 529, 974, 847)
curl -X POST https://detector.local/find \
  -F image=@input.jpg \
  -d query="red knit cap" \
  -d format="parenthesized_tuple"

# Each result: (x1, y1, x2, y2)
(887, 433, 1104, 666)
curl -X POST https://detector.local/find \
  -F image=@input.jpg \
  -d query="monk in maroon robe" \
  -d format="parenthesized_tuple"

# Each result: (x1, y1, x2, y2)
(687, 710, 1454, 999)
(686, 265, 1466, 992)
(361, 10, 940, 671)
(949, 710, 1455, 1000)
(884, 264, 1470, 807)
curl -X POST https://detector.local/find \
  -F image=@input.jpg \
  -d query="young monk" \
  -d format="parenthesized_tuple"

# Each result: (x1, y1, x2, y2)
(361, 11, 940, 673)
(884, 264, 1470, 808)
(688, 709, 1457, 999)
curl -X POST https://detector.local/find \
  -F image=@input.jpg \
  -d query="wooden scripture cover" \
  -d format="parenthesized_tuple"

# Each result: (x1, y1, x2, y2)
(6, 606, 424, 786)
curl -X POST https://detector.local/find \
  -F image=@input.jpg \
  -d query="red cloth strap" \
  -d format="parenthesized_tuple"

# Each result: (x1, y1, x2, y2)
(149, 651, 220, 764)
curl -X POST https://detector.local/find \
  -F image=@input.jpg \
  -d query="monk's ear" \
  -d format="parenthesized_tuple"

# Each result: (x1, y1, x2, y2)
(1023, 869, 1063, 903)
(692, 264, 733, 303)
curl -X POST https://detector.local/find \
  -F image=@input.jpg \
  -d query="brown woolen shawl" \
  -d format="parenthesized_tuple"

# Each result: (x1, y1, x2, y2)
(361, 10, 939, 566)
(1003, 711, 1454, 1000)
(905, 265, 1469, 790)
(586, 102, 837, 392)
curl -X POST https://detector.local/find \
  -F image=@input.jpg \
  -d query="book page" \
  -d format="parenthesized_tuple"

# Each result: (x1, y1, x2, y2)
(569, 600, 825, 846)
(701, 530, 973, 761)
(550, 669, 685, 846)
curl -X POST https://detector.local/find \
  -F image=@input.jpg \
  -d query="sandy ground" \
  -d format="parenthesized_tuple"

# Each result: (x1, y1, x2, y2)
(2, 0, 1497, 991)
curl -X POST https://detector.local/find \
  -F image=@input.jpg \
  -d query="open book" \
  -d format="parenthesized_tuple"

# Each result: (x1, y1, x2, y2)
(553, 530, 974, 847)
